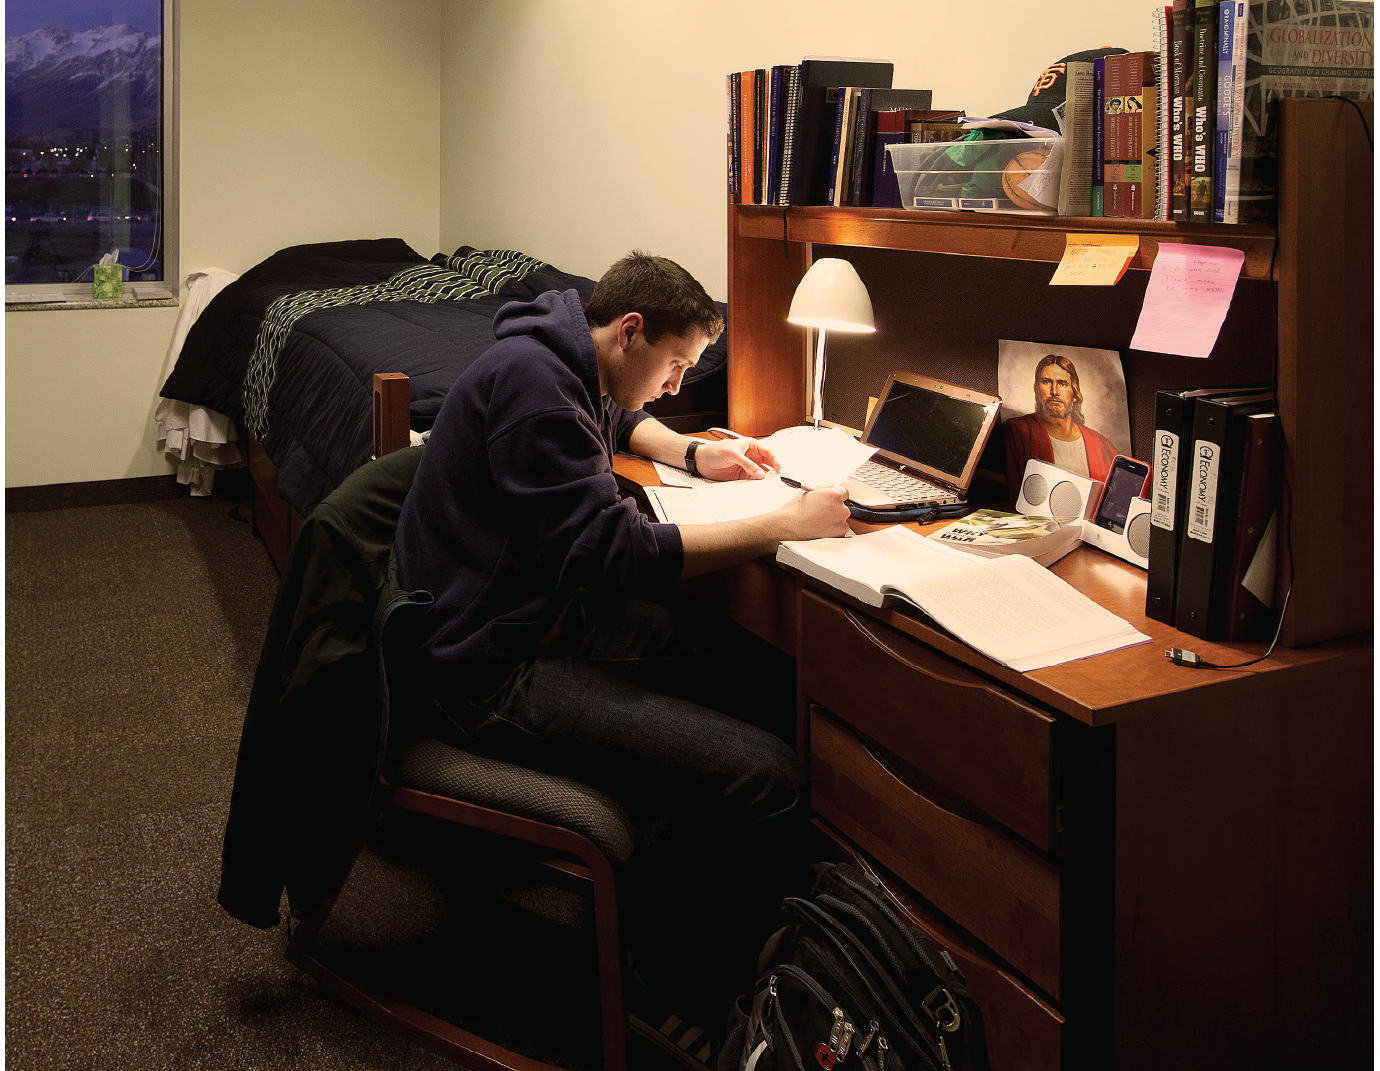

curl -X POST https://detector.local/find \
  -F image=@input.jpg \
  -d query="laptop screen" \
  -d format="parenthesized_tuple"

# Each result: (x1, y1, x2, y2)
(862, 375, 998, 487)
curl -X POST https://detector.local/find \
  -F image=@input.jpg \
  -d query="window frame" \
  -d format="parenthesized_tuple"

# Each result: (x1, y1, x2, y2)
(5, 0, 180, 306)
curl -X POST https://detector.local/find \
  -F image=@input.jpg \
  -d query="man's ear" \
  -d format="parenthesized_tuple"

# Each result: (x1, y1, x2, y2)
(616, 312, 643, 349)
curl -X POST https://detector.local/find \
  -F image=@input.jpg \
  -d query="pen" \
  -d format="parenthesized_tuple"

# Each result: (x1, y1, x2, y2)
(780, 475, 839, 493)
(706, 426, 747, 439)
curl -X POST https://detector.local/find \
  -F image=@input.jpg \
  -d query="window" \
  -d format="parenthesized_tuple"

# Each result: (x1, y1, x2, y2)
(5, 0, 177, 300)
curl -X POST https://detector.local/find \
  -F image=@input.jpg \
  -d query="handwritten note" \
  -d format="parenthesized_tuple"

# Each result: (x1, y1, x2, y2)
(1129, 243, 1246, 358)
(1048, 233, 1140, 285)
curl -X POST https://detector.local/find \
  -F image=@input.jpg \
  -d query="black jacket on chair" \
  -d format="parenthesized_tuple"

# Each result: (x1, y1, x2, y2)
(218, 446, 429, 929)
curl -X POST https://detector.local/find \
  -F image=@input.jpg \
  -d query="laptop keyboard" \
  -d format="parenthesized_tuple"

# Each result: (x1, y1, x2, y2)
(853, 460, 956, 503)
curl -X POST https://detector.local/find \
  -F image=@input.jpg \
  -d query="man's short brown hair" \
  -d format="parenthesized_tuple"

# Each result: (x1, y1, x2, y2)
(585, 251, 724, 346)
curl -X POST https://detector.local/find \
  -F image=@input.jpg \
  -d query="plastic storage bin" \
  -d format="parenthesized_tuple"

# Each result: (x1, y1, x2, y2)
(886, 138, 1064, 215)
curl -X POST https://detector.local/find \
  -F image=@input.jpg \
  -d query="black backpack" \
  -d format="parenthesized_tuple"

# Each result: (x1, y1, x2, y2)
(721, 862, 990, 1071)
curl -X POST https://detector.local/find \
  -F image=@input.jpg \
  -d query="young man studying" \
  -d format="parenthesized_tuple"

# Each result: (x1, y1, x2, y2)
(393, 251, 850, 1035)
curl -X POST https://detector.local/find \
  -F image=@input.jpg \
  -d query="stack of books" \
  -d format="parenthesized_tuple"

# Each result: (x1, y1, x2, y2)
(727, 57, 952, 208)
(730, 3, 1372, 223)
(1072, 0, 1372, 223)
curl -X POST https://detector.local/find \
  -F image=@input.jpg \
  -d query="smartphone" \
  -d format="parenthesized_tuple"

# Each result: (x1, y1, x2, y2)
(1092, 455, 1151, 535)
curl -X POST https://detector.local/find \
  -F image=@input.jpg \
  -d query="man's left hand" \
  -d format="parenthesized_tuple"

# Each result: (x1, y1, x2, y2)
(695, 437, 781, 481)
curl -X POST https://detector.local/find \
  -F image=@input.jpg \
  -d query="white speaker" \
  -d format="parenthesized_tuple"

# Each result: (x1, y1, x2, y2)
(1079, 496, 1153, 569)
(1014, 460, 1102, 525)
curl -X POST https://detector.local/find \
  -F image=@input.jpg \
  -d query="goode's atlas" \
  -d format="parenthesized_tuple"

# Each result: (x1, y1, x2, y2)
(1235, 0, 1373, 224)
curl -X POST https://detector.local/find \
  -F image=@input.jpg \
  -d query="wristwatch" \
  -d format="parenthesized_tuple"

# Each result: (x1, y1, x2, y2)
(684, 440, 701, 478)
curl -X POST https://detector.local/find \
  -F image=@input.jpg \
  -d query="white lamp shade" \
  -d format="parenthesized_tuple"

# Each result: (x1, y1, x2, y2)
(786, 257, 876, 332)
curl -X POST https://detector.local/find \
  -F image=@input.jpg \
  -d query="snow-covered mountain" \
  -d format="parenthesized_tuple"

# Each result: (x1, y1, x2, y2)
(6, 25, 161, 140)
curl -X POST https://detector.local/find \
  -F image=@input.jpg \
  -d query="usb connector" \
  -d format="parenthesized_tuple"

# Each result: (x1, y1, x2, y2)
(1165, 648, 1204, 667)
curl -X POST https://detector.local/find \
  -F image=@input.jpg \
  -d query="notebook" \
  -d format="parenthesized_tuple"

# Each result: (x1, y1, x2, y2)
(841, 371, 1002, 509)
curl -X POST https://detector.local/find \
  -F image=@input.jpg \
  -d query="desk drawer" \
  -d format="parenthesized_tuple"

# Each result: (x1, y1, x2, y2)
(810, 705, 1063, 1000)
(814, 820, 1064, 1071)
(800, 591, 1056, 850)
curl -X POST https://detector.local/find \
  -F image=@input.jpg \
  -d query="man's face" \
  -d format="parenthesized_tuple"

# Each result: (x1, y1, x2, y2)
(1035, 364, 1075, 422)
(605, 323, 707, 411)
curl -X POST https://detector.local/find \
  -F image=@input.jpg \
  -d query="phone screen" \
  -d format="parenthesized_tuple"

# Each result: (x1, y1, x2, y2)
(1095, 459, 1149, 534)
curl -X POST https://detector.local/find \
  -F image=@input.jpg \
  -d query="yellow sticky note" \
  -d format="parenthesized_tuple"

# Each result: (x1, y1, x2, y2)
(1048, 233, 1140, 285)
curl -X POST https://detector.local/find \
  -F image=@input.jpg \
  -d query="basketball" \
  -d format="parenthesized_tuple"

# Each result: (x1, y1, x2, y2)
(1002, 149, 1051, 210)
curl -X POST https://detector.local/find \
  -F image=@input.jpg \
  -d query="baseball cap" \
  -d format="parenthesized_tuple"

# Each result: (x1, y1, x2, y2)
(992, 48, 1129, 132)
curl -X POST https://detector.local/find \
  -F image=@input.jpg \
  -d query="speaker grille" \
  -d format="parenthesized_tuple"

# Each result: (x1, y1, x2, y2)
(1021, 473, 1049, 506)
(1127, 511, 1152, 558)
(1049, 481, 1083, 523)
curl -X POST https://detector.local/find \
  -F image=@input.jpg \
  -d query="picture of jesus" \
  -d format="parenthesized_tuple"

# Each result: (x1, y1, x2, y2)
(998, 341, 1132, 501)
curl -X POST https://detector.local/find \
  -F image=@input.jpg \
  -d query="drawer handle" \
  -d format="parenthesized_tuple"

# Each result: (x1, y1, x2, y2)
(847, 722, 993, 828)
(841, 608, 993, 694)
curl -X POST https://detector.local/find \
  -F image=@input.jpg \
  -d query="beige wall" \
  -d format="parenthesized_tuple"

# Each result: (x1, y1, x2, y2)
(5, 0, 443, 488)
(6, 0, 1159, 489)
(439, 1, 1156, 298)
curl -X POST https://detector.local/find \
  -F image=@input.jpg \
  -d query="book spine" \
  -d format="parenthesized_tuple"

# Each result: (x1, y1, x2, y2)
(1221, 411, 1279, 639)
(778, 65, 802, 207)
(1092, 58, 1106, 216)
(1140, 53, 1159, 219)
(1213, 1, 1234, 222)
(1188, 0, 1217, 223)
(739, 71, 755, 208)
(1221, 1, 1248, 223)
(767, 65, 785, 206)
(1102, 53, 1126, 217)
(1059, 62, 1095, 216)
(849, 88, 872, 206)
(1146, 389, 1189, 624)
(871, 130, 906, 207)
(754, 68, 767, 205)
(1170, 0, 1190, 220)
(728, 72, 741, 204)
(1157, 5, 1172, 220)
(825, 88, 845, 206)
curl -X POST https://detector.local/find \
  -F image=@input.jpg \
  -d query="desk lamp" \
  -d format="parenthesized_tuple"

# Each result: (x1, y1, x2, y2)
(787, 258, 875, 429)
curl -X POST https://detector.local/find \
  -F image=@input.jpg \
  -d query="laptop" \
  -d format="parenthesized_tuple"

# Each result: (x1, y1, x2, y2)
(841, 371, 1003, 510)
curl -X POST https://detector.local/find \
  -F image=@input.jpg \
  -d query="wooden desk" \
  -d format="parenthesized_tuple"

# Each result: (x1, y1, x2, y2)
(614, 453, 1372, 1071)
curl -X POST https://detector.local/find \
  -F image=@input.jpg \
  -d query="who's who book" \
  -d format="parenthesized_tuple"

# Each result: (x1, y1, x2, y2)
(1146, 383, 1268, 624)
(1173, 391, 1274, 638)
(1234, 0, 1374, 224)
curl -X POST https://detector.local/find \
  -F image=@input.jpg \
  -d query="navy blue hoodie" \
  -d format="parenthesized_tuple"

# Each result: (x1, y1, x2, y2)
(395, 288, 684, 706)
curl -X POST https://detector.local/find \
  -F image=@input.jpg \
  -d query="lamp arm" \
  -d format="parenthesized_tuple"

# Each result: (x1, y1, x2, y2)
(812, 327, 829, 430)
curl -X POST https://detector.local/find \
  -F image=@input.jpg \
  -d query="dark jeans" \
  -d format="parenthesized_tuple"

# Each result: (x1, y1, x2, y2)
(451, 589, 807, 1018)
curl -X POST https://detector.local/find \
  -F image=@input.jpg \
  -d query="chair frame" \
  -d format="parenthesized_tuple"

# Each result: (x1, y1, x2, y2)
(284, 772, 629, 1071)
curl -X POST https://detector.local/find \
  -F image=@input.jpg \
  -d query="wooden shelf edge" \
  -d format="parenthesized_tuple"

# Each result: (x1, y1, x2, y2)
(734, 204, 1277, 281)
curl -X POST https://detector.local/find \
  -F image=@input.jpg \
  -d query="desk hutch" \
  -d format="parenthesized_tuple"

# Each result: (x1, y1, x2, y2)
(707, 99, 1373, 1070)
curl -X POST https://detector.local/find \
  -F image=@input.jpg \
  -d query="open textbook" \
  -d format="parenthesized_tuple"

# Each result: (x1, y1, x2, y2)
(777, 525, 1149, 672)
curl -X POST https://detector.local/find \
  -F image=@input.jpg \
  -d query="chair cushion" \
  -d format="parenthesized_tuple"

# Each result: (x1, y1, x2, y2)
(392, 736, 636, 867)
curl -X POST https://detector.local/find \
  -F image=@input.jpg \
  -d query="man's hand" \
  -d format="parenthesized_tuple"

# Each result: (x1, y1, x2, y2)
(694, 437, 781, 481)
(777, 485, 852, 540)
(677, 484, 851, 578)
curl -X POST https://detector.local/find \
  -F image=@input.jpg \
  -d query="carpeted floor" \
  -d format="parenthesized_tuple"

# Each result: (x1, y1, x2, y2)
(4, 487, 681, 1071)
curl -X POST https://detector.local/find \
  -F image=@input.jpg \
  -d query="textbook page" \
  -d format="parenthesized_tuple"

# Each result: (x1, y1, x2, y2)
(647, 475, 801, 525)
(777, 525, 1149, 671)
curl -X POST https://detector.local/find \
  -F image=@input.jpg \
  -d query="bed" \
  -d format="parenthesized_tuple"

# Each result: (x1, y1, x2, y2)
(157, 239, 729, 570)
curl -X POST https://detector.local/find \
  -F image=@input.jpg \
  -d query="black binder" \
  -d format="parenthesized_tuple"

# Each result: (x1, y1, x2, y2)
(1172, 391, 1274, 638)
(1145, 384, 1268, 624)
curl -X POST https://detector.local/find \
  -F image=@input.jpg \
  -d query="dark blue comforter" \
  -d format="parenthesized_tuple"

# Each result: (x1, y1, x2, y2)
(161, 239, 726, 516)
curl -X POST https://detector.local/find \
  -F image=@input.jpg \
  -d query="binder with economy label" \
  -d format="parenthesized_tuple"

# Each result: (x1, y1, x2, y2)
(1172, 390, 1273, 638)
(1145, 383, 1267, 624)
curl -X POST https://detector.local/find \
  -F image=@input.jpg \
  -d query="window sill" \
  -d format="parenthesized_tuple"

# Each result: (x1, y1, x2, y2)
(6, 293, 179, 312)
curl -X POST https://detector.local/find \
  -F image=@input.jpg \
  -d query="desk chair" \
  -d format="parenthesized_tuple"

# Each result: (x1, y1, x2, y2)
(273, 445, 638, 1071)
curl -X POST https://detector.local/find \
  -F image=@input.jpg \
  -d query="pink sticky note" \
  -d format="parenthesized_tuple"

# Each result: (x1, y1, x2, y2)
(1129, 243, 1246, 358)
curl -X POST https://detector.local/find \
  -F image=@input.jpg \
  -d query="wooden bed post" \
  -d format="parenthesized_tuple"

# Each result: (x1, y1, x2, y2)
(373, 373, 411, 457)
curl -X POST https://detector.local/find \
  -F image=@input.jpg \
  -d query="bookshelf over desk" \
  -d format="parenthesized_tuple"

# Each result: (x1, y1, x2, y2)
(727, 97, 1371, 650)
